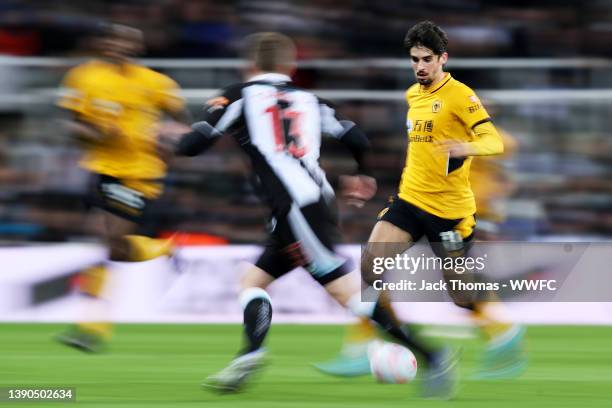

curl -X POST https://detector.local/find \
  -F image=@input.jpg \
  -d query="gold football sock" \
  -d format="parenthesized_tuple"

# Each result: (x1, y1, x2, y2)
(75, 265, 112, 340)
(125, 235, 174, 262)
(473, 302, 514, 341)
(77, 321, 112, 340)
(346, 317, 377, 343)
(79, 265, 108, 298)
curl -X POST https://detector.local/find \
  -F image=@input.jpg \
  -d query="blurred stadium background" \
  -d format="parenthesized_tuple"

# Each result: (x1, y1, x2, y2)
(1, 0, 612, 243)
(1, 1, 612, 406)
(3, 0, 612, 314)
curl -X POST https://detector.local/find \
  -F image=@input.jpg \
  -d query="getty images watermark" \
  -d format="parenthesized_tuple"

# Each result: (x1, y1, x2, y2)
(360, 242, 606, 302)
(370, 252, 556, 292)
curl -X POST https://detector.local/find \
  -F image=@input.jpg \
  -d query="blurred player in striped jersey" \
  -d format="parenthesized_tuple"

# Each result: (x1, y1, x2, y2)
(55, 23, 190, 352)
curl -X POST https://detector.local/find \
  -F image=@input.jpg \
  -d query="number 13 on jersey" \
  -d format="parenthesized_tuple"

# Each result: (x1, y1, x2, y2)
(265, 101, 307, 158)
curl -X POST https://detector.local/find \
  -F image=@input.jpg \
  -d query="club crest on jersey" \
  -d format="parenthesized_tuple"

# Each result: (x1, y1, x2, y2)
(432, 100, 442, 113)
(469, 95, 479, 103)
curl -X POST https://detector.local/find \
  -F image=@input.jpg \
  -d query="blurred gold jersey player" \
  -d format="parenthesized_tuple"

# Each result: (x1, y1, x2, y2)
(316, 21, 526, 383)
(59, 32, 184, 199)
(470, 129, 518, 237)
(56, 24, 188, 352)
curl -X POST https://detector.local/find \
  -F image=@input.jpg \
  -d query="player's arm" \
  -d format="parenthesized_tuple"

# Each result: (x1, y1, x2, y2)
(469, 120, 504, 155)
(319, 100, 377, 204)
(319, 100, 371, 173)
(164, 106, 192, 125)
(156, 76, 192, 125)
(175, 121, 223, 157)
(438, 89, 504, 158)
(57, 105, 124, 146)
(175, 85, 243, 157)
(153, 74, 194, 157)
(57, 67, 119, 145)
(438, 119, 504, 158)
(58, 110, 106, 145)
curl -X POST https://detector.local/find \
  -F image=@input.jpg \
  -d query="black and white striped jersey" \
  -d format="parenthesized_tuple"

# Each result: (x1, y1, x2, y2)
(177, 72, 370, 216)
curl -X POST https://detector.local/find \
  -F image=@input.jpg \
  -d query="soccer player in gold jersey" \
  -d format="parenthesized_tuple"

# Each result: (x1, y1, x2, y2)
(55, 24, 190, 352)
(316, 21, 526, 384)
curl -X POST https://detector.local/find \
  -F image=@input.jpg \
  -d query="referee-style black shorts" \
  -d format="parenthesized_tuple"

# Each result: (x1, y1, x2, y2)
(255, 198, 351, 285)
(377, 195, 475, 258)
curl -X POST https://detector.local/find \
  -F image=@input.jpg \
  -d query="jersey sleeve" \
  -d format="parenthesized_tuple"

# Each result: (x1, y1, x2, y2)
(318, 98, 371, 174)
(57, 66, 89, 116)
(452, 85, 491, 129)
(196, 84, 244, 131)
(469, 120, 504, 156)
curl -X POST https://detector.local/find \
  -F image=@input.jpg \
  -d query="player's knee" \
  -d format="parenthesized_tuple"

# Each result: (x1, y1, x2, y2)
(360, 246, 381, 286)
(108, 236, 131, 261)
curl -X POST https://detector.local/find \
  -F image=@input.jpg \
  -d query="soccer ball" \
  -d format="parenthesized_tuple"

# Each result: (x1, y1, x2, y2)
(368, 341, 418, 383)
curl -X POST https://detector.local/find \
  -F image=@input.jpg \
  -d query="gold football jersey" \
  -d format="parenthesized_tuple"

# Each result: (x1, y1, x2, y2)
(58, 60, 184, 196)
(399, 73, 491, 219)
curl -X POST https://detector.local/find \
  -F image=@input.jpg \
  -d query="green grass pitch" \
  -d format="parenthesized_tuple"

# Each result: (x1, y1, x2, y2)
(1, 324, 611, 407)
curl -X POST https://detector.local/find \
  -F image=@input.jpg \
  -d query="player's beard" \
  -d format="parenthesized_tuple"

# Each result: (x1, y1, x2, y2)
(417, 76, 433, 86)
(415, 71, 432, 85)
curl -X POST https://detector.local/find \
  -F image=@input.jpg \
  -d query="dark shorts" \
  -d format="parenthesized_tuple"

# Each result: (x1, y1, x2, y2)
(255, 198, 350, 286)
(85, 174, 161, 224)
(378, 195, 475, 257)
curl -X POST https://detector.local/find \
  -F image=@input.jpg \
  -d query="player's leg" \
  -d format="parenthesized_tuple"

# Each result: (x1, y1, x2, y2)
(56, 261, 110, 353)
(58, 177, 173, 352)
(312, 317, 378, 377)
(122, 234, 175, 261)
(56, 208, 136, 352)
(203, 222, 293, 392)
(469, 220, 528, 378)
(238, 265, 275, 355)
(315, 196, 425, 377)
(298, 198, 458, 399)
(60, 208, 140, 347)
(325, 271, 439, 362)
(324, 272, 459, 399)
(313, 219, 416, 377)
(426, 213, 526, 378)
(103, 178, 175, 262)
(203, 263, 276, 392)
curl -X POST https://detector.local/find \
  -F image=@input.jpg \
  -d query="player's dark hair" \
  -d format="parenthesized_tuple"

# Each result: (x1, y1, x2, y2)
(97, 22, 142, 43)
(403, 21, 448, 56)
(243, 32, 296, 72)
(90, 22, 144, 57)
